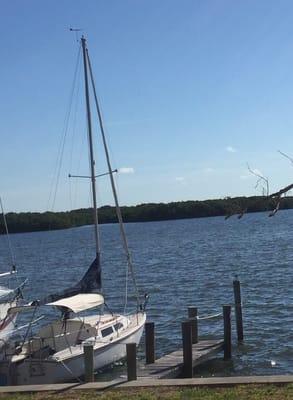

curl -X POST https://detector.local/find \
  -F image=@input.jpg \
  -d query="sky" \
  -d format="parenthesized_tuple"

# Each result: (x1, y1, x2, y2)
(1, 0, 293, 212)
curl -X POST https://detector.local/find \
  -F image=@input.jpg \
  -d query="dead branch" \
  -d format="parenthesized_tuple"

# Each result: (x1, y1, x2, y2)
(237, 208, 247, 219)
(224, 201, 247, 220)
(269, 197, 281, 217)
(269, 183, 293, 198)
(226, 157, 293, 220)
(247, 163, 269, 196)
(278, 150, 293, 166)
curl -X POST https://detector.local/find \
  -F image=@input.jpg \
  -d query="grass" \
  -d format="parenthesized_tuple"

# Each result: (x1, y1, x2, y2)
(0, 385, 293, 400)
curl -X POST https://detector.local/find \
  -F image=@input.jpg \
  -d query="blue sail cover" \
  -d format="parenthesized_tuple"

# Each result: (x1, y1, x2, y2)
(33, 257, 101, 306)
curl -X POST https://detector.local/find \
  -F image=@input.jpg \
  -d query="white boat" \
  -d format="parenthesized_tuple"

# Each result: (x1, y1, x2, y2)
(0, 35, 146, 385)
(3, 296, 145, 385)
(0, 198, 26, 347)
(0, 291, 18, 346)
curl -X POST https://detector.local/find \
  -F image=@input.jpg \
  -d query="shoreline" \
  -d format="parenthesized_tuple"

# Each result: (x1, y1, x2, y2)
(1, 195, 293, 235)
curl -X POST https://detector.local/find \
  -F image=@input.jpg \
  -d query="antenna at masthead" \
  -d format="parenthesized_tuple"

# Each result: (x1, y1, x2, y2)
(69, 27, 83, 41)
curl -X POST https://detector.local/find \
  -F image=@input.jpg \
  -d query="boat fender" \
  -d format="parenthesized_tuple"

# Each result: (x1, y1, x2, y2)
(141, 293, 149, 311)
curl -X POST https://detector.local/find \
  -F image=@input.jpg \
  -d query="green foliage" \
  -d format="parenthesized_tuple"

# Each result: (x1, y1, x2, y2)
(1, 196, 293, 234)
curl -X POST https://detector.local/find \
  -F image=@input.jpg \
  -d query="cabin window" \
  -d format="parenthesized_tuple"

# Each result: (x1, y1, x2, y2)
(114, 322, 123, 331)
(101, 327, 114, 337)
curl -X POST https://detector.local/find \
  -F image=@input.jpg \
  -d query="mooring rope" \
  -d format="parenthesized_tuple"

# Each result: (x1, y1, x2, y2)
(197, 312, 222, 320)
(57, 358, 83, 383)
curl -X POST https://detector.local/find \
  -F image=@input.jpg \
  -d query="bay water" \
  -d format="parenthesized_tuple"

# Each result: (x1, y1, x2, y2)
(0, 209, 292, 376)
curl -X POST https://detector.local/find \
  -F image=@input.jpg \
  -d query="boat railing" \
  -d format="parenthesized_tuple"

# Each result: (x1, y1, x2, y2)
(27, 336, 44, 355)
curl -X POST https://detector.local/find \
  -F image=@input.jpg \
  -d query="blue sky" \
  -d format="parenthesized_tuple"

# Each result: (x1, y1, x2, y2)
(1, 0, 293, 212)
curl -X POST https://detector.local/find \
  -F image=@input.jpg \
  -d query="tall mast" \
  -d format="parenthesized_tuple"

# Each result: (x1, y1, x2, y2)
(81, 36, 100, 260)
(86, 49, 141, 308)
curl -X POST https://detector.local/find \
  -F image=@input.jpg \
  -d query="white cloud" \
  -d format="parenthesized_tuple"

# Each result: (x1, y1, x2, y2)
(226, 146, 237, 153)
(175, 176, 185, 182)
(119, 167, 134, 174)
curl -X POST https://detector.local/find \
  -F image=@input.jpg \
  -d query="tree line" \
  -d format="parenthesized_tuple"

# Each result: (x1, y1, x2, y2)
(1, 196, 293, 234)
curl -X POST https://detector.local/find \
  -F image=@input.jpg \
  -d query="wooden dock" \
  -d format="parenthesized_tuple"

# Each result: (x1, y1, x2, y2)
(129, 303, 232, 381)
(137, 339, 224, 379)
(2, 375, 293, 394)
(132, 279, 243, 381)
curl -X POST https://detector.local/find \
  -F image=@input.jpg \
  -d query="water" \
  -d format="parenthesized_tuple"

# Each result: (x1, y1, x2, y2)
(0, 209, 293, 377)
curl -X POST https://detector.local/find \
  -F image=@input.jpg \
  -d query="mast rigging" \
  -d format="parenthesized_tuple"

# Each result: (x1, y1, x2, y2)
(85, 47, 141, 308)
(81, 36, 101, 263)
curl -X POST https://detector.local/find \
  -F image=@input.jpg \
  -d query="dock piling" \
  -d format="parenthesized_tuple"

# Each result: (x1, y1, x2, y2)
(187, 306, 198, 344)
(182, 320, 193, 378)
(145, 322, 155, 364)
(223, 305, 232, 360)
(83, 343, 94, 382)
(126, 343, 137, 381)
(233, 279, 244, 342)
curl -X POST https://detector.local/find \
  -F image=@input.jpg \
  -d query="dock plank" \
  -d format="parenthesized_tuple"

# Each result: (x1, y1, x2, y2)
(2, 375, 293, 393)
(138, 339, 224, 379)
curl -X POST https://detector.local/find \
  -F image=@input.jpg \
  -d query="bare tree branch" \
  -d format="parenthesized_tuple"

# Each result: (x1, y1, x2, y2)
(237, 208, 247, 219)
(224, 200, 247, 220)
(278, 150, 293, 166)
(247, 163, 269, 196)
(269, 183, 293, 198)
(269, 197, 281, 217)
(226, 157, 292, 220)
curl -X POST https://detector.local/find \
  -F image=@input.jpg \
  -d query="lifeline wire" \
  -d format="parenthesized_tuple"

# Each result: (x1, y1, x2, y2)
(47, 45, 82, 213)
(39, 45, 82, 273)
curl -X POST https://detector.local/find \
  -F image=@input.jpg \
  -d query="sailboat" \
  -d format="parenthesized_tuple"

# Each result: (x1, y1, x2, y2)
(0, 198, 26, 346)
(0, 36, 146, 385)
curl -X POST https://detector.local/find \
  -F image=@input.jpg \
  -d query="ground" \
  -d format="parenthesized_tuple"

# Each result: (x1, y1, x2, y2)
(0, 385, 293, 400)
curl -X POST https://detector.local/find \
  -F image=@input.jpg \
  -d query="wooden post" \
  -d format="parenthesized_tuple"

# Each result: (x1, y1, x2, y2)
(188, 306, 198, 344)
(223, 305, 232, 360)
(83, 343, 94, 382)
(233, 279, 244, 342)
(145, 322, 155, 364)
(126, 343, 137, 381)
(182, 320, 193, 378)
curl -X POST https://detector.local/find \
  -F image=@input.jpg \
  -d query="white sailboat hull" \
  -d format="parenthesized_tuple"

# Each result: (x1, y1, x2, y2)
(0, 300, 18, 348)
(5, 312, 145, 385)
(0, 314, 17, 344)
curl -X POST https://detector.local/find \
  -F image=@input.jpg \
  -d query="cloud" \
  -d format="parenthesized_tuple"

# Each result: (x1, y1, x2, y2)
(226, 146, 237, 153)
(119, 167, 134, 174)
(175, 177, 185, 182)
